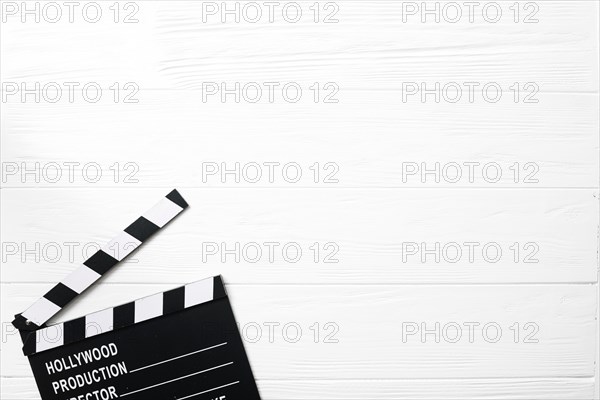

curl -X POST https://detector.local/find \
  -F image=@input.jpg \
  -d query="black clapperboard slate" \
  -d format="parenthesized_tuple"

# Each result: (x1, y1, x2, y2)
(12, 190, 261, 400)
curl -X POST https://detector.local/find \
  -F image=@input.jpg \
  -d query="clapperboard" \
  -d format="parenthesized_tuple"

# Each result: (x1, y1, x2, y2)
(12, 190, 261, 400)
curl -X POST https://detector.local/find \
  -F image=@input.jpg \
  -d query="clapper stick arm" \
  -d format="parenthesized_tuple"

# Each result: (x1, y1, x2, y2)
(11, 189, 189, 332)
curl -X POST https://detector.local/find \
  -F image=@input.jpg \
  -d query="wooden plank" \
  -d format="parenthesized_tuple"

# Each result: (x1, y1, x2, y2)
(1, 2, 597, 91)
(1, 92, 598, 188)
(1, 377, 596, 400)
(1, 283, 596, 378)
(1, 188, 597, 284)
(2, 2, 598, 399)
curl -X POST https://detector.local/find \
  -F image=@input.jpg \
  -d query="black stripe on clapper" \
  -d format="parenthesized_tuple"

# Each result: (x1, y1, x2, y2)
(44, 283, 78, 308)
(163, 286, 185, 314)
(22, 332, 36, 355)
(84, 250, 119, 275)
(166, 189, 189, 209)
(64, 317, 86, 344)
(214, 275, 227, 299)
(125, 217, 160, 242)
(113, 302, 135, 330)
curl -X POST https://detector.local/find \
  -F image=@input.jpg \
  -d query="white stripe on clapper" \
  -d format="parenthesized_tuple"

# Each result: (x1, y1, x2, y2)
(21, 297, 62, 328)
(134, 293, 163, 323)
(184, 278, 214, 308)
(143, 197, 184, 228)
(61, 265, 101, 294)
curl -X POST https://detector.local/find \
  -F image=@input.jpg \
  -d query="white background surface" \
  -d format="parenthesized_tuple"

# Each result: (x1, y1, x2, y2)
(1, 1, 599, 399)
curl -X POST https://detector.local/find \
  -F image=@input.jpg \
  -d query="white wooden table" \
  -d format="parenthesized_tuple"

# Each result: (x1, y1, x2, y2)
(1, 1, 599, 398)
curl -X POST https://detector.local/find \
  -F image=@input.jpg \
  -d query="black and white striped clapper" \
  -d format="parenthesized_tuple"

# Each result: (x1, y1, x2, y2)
(12, 190, 261, 400)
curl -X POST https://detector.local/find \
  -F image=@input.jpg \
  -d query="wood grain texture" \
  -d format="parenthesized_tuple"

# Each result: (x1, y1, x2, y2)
(1, 0, 598, 398)
(2, 92, 598, 187)
(1, 188, 597, 284)
(1, 2, 598, 91)
(2, 377, 596, 400)
(1, 283, 597, 378)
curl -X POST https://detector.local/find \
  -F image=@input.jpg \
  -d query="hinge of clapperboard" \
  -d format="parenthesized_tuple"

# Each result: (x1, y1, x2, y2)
(12, 189, 191, 348)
